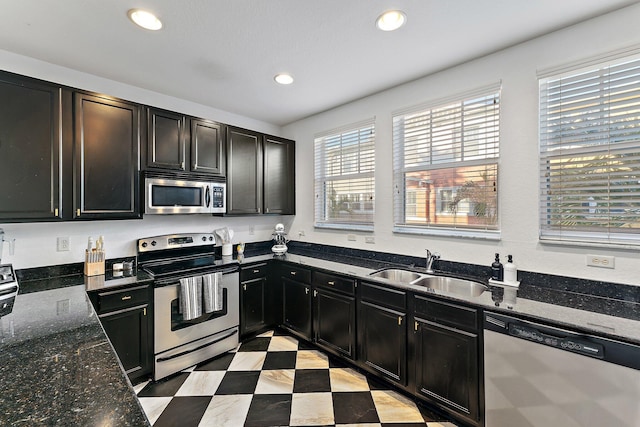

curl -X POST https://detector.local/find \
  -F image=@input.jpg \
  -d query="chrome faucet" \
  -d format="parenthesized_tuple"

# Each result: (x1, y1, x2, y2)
(425, 249, 440, 274)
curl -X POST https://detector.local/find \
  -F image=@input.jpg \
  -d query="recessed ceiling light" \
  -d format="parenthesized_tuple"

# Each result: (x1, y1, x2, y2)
(128, 9, 162, 31)
(376, 10, 406, 31)
(274, 73, 294, 85)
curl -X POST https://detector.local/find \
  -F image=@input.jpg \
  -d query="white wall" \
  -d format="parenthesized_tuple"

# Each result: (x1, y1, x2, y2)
(0, 49, 288, 269)
(282, 3, 640, 286)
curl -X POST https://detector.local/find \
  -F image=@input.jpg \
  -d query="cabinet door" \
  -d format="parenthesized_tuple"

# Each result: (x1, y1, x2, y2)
(314, 287, 356, 359)
(0, 73, 62, 221)
(100, 304, 150, 380)
(191, 119, 224, 175)
(282, 278, 312, 340)
(263, 136, 295, 215)
(74, 93, 141, 219)
(359, 301, 407, 385)
(147, 108, 186, 171)
(226, 127, 262, 214)
(241, 277, 266, 337)
(414, 319, 479, 422)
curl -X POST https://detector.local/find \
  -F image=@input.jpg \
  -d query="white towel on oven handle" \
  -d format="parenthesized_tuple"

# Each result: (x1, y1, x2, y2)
(203, 271, 223, 313)
(179, 276, 203, 320)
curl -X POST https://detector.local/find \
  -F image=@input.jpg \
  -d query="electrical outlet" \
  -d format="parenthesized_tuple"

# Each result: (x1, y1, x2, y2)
(57, 237, 70, 252)
(347, 234, 356, 241)
(249, 226, 255, 235)
(586, 254, 615, 269)
(365, 236, 375, 244)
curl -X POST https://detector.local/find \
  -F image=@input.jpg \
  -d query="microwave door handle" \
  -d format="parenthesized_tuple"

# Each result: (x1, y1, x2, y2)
(205, 186, 211, 208)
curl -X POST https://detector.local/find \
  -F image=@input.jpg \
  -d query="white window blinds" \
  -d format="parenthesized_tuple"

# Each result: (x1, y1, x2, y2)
(314, 119, 375, 230)
(539, 54, 640, 245)
(393, 85, 500, 237)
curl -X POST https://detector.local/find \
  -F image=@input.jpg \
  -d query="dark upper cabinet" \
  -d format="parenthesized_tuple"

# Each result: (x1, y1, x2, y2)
(73, 92, 141, 219)
(0, 72, 63, 222)
(226, 127, 263, 214)
(226, 126, 295, 215)
(264, 135, 295, 215)
(190, 118, 225, 175)
(147, 108, 186, 171)
(146, 107, 225, 176)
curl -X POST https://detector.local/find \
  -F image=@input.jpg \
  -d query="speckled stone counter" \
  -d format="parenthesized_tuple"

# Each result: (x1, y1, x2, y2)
(238, 249, 640, 345)
(0, 275, 150, 426)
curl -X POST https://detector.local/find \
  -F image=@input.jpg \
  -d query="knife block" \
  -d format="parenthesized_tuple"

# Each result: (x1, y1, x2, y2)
(84, 250, 105, 276)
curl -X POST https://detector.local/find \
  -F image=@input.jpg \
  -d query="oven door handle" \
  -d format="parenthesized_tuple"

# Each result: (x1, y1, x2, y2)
(153, 266, 239, 286)
(156, 329, 238, 363)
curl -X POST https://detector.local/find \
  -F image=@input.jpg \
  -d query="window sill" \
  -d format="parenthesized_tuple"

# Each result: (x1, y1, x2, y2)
(394, 225, 501, 240)
(315, 223, 374, 233)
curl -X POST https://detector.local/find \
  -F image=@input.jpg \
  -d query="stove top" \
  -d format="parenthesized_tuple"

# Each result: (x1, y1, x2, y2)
(137, 233, 236, 281)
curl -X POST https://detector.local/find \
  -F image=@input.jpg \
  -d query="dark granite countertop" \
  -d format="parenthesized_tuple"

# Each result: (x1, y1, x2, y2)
(0, 275, 150, 426)
(238, 250, 640, 345)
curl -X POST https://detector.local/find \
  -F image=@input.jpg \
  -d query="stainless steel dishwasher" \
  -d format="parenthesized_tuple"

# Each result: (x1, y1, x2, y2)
(484, 312, 640, 427)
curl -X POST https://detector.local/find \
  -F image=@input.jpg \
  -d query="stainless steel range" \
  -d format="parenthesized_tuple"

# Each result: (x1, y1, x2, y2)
(137, 233, 239, 381)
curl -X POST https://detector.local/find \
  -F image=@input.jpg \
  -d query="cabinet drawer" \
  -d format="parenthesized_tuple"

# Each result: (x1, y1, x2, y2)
(241, 263, 268, 282)
(281, 265, 311, 284)
(313, 271, 355, 295)
(361, 281, 406, 311)
(414, 295, 478, 332)
(97, 285, 150, 314)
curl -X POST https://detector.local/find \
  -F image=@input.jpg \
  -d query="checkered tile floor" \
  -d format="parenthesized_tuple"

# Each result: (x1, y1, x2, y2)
(135, 330, 459, 427)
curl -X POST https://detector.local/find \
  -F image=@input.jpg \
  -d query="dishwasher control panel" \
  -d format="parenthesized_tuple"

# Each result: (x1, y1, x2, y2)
(509, 323, 604, 358)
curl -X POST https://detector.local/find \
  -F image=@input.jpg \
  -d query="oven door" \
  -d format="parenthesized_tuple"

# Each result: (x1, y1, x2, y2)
(154, 269, 239, 354)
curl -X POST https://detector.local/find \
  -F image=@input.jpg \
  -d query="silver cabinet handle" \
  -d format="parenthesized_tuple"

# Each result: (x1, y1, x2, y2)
(327, 281, 335, 285)
(253, 269, 260, 274)
(305, 287, 309, 294)
(290, 271, 297, 276)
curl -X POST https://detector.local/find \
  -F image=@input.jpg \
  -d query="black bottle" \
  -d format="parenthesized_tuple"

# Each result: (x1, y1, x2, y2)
(491, 253, 503, 281)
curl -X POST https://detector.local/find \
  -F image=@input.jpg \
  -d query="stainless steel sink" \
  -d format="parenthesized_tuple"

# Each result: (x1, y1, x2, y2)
(414, 276, 488, 297)
(369, 268, 422, 283)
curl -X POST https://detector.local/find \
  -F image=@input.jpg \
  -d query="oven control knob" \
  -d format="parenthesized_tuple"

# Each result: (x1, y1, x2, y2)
(209, 236, 214, 241)
(151, 240, 157, 246)
(141, 242, 148, 248)
(202, 236, 207, 242)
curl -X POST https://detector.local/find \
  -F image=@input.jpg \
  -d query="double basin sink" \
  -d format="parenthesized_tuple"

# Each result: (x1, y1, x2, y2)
(370, 268, 487, 298)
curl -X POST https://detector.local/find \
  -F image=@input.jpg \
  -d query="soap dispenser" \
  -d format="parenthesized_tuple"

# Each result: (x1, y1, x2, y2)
(504, 255, 517, 284)
(491, 253, 503, 281)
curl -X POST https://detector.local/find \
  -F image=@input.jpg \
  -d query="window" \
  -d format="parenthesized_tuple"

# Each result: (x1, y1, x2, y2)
(539, 53, 640, 245)
(314, 119, 375, 230)
(393, 85, 500, 237)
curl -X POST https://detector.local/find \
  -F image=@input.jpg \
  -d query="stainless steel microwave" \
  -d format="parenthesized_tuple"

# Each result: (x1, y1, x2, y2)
(145, 175, 226, 214)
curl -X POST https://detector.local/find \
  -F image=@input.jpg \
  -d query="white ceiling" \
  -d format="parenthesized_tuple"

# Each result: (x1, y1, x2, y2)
(1, 0, 638, 126)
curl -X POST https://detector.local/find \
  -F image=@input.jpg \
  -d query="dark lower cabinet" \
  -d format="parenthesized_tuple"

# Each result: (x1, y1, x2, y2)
(240, 263, 269, 338)
(359, 300, 407, 384)
(358, 282, 408, 386)
(0, 72, 63, 222)
(313, 286, 356, 359)
(100, 304, 150, 380)
(88, 284, 152, 381)
(413, 296, 481, 426)
(282, 277, 312, 340)
(73, 92, 141, 219)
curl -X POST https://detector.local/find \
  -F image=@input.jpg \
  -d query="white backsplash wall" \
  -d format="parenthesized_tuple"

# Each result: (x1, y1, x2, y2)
(283, 3, 640, 286)
(0, 215, 292, 269)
